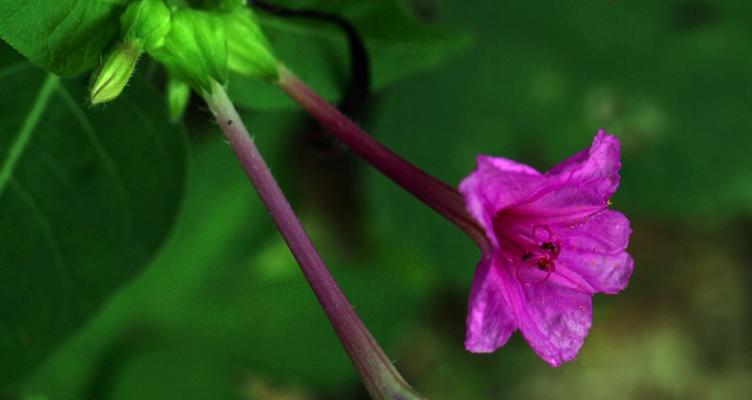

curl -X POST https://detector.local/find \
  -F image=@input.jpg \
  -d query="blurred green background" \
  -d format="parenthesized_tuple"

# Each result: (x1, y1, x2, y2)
(10, 0, 752, 399)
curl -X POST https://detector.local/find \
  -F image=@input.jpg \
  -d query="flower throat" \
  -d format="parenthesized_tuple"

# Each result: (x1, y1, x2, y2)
(493, 214, 561, 284)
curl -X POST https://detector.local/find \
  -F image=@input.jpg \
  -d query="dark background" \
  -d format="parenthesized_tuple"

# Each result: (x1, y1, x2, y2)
(18, 0, 752, 399)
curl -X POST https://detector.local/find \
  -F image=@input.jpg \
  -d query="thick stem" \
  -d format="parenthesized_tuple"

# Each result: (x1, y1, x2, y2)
(203, 81, 425, 400)
(276, 66, 490, 251)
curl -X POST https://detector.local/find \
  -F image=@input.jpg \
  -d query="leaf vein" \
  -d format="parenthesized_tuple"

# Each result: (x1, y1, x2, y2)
(0, 62, 33, 80)
(0, 74, 58, 198)
(55, 84, 134, 244)
(123, 94, 169, 159)
(8, 178, 73, 322)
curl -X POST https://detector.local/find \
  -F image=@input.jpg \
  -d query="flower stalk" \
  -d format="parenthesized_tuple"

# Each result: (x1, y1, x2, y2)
(275, 66, 489, 251)
(203, 80, 425, 400)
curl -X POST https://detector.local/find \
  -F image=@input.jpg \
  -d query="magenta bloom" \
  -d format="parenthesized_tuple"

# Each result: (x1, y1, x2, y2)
(459, 130, 633, 366)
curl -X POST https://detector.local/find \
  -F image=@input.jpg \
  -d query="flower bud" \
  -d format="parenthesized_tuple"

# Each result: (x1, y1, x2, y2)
(167, 75, 191, 121)
(89, 0, 171, 104)
(225, 9, 279, 81)
(198, 0, 245, 11)
(121, 0, 172, 51)
(149, 9, 228, 95)
(90, 42, 141, 104)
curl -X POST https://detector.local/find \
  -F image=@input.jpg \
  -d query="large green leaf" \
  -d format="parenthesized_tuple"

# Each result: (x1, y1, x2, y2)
(20, 116, 432, 398)
(230, 0, 469, 110)
(0, 0, 129, 75)
(0, 44, 186, 388)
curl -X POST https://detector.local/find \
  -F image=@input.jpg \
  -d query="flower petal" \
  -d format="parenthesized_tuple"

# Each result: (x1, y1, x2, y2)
(552, 209, 634, 294)
(465, 255, 518, 352)
(510, 130, 622, 220)
(549, 130, 621, 182)
(459, 155, 544, 247)
(513, 278, 593, 367)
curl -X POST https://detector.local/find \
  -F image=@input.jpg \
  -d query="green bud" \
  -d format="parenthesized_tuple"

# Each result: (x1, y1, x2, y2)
(167, 75, 191, 121)
(198, 0, 245, 11)
(225, 9, 279, 81)
(89, 42, 141, 104)
(120, 0, 172, 51)
(149, 9, 228, 95)
(89, 0, 171, 104)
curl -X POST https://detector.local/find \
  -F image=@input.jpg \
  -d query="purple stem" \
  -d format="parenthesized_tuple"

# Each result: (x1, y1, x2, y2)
(276, 66, 490, 251)
(203, 81, 425, 400)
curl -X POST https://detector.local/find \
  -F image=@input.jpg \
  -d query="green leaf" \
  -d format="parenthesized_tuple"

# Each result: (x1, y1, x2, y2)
(0, 44, 186, 388)
(229, 0, 469, 110)
(0, 0, 126, 75)
(20, 117, 432, 397)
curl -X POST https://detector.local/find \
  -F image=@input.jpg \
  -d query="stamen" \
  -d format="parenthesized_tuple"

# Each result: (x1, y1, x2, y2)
(494, 220, 561, 285)
(540, 241, 559, 257)
(534, 256, 555, 272)
(514, 256, 554, 286)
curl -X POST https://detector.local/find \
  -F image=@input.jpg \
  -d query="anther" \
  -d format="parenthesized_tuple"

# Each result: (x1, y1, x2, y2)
(536, 257, 554, 271)
(540, 241, 559, 257)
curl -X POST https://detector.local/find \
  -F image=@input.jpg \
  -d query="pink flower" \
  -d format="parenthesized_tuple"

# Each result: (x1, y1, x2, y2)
(459, 130, 633, 366)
